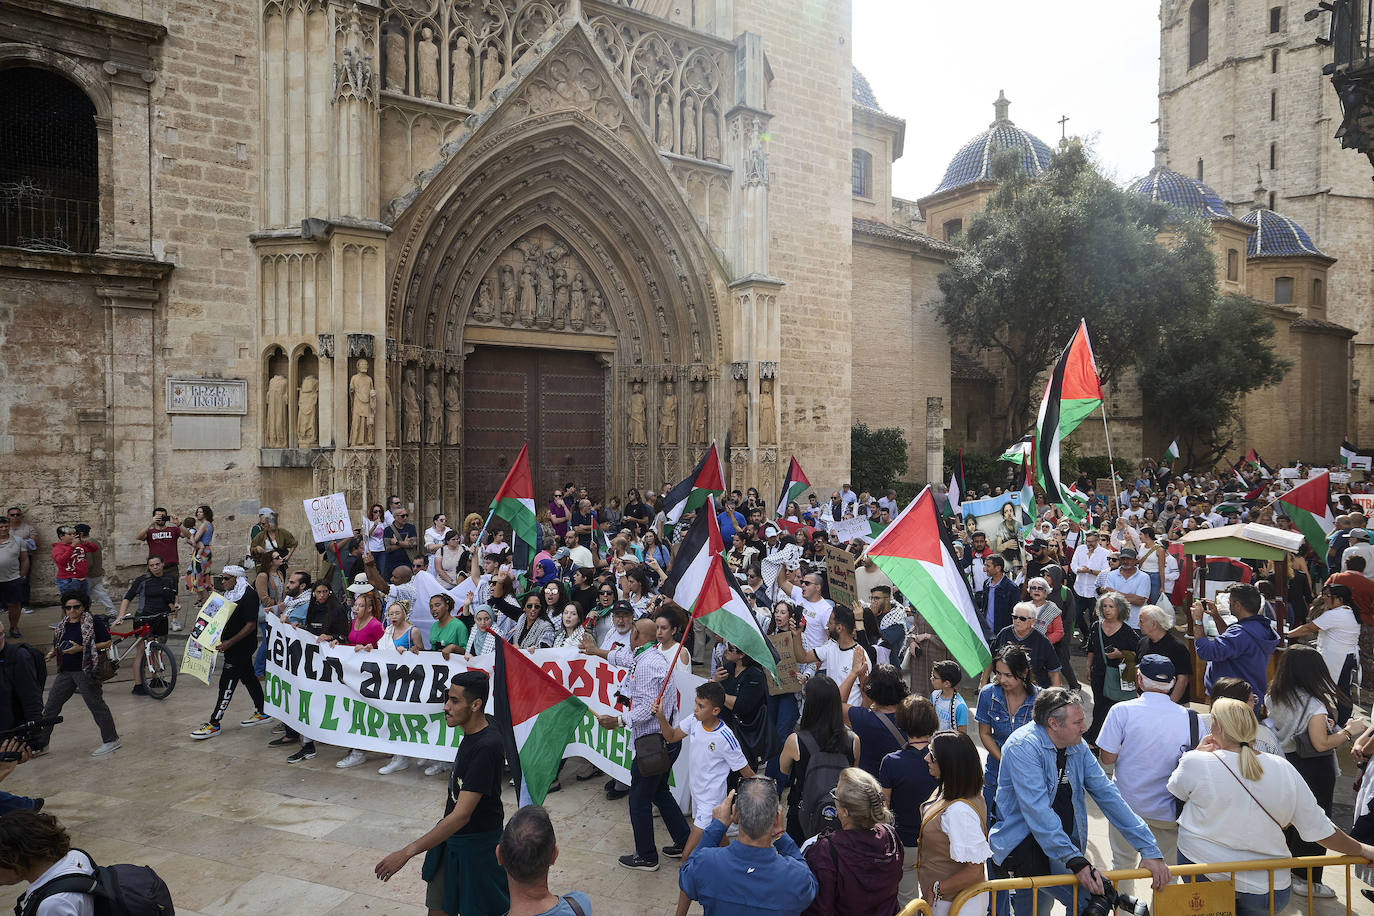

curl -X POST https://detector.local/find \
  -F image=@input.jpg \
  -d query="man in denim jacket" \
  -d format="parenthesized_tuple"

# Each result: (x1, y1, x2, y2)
(990, 687, 1171, 913)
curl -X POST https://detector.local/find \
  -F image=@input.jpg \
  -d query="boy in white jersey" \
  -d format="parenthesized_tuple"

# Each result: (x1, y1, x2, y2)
(653, 681, 755, 916)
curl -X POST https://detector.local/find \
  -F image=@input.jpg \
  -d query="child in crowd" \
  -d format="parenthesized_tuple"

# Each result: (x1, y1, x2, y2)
(930, 660, 968, 735)
(654, 682, 756, 916)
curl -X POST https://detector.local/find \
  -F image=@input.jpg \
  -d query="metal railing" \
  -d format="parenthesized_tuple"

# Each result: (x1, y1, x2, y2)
(898, 854, 1368, 916)
(0, 192, 99, 252)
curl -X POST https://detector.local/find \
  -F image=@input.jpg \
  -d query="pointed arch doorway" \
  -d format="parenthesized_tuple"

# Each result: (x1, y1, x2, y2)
(462, 345, 607, 517)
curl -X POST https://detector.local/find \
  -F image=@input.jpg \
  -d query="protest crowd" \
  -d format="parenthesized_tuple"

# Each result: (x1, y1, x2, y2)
(5, 438, 1374, 916)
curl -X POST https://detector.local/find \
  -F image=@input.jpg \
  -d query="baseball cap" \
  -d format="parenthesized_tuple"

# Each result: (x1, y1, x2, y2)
(346, 573, 374, 595)
(1349, 528, 1370, 542)
(553, 546, 571, 560)
(1138, 654, 1175, 683)
(258, 507, 274, 517)
(611, 599, 634, 616)
(1028, 536, 1049, 549)
(1118, 548, 1139, 559)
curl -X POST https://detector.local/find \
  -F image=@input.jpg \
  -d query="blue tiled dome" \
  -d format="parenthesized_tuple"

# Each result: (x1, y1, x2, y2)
(1240, 208, 1328, 258)
(933, 92, 1053, 194)
(853, 67, 881, 110)
(1125, 166, 1234, 220)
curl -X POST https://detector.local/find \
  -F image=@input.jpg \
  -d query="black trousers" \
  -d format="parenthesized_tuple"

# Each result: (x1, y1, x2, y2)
(1285, 752, 1337, 884)
(210, 654, 264, 725)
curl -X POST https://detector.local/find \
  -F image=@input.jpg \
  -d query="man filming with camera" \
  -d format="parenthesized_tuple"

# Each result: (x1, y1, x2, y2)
(0, 622, 45, 814)
(989, 686, 1170, 914)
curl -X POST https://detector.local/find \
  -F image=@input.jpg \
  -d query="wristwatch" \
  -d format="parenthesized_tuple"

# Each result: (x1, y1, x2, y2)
(932, 881, 942, 902)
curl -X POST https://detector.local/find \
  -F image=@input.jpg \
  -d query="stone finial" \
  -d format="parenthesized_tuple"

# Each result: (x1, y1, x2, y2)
(1153, 142, 1168, 169)
(1253, 175, 1268, 211)
(992, 90, 1011, 125)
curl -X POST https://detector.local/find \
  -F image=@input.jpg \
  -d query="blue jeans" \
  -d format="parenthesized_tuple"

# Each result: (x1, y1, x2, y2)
(253, 621, 269, 678)
(767, 692, 799, 743)
(628, 739, 689, 863)
(1145, 571, 1161, 603)
(55, 578, 88, 598)
(1178, 851, 1289, 916)
(0, 791, 39, 815)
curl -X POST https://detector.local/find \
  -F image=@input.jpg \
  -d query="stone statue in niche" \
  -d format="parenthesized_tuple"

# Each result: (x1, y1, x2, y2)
(386, 374, 397, 445)
(482, 45, 501, 97)
(534, 261, 553, 327)
(444, 375, 461, 446)
(659, 381, 678, 447)
(402, 369, 421, 443)
(656, 94, 673, 149)
(691, 329, 703, 364)
(297, 374, 319, 448)
(568, 273, 586, 330)
(499, 265, 517, 325)
(385, 28, 406, 92)
(628, 382, 648, 446)
(681, 96, 698, 157)
(758, 378, 776, 446)
(730, 377, 748, 445)
(690, 378, 708, 444)
(474, 279, 495, 322)
(265, 371, 289, 448)
(589, 289, 606, 332)
(517, 264, 536, 326)
(704, 107, 721, 161)
(553, 267, 569, 329)
(417, 28, 439, 100)
(424, 376, 442, 442)
(631, 333, 643, 365)
(451, 35, 471, 107)
(348, 358, 377, 447)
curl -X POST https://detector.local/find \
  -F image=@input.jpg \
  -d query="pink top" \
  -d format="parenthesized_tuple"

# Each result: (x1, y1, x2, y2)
(348, 617, 385, 647)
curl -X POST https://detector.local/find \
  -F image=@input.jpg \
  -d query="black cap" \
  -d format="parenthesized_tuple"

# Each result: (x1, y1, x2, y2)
(74, 523, 91, 535)
(611, 599, 634, 615)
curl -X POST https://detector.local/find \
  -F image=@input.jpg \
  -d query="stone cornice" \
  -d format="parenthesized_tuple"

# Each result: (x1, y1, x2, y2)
(0, 247, 173, 282)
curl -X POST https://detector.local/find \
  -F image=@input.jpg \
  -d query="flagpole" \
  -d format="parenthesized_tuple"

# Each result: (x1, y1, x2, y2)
(653, 616, 692, 708)
(473, 506, 497, 548)
(1100, 406, 1120, 508)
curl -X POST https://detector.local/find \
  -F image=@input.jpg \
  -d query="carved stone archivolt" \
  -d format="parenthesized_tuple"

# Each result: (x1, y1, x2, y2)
(463, 227, 612, 335)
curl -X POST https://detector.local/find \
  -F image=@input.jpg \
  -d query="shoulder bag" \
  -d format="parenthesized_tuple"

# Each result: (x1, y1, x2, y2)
(1096, 626, 1137, 702)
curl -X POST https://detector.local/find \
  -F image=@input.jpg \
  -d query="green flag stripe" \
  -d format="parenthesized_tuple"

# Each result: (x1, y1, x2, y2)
(1283, 505, 1330, 559)
(870, 554, 991, 678)
(514, 696, 587, 806)
(696, 607, 779, 679)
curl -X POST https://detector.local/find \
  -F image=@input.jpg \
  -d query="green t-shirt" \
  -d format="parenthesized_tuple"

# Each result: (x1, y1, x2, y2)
(430, 617, 468, 651)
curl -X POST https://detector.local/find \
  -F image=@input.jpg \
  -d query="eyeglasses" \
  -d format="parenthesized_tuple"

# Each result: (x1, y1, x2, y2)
(599, 589, 615, 596)
(1028, 586, 1047, 592)
(1012, 614, 1036, 622)
(63, 603, 84, 610)
(525, 602, 542, 610)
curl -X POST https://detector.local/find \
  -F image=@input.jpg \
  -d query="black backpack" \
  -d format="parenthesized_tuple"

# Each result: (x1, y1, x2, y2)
(17, 643, 47, 693)
(797, 729, 849, 838)
(16, 850, 173, 916)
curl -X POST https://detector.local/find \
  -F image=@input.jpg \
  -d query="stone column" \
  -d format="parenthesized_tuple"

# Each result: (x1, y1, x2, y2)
(925, 396, 945, 486)
(100, 286, 160, 573)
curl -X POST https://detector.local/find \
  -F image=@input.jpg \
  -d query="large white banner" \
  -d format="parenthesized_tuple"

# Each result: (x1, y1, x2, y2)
(262, 617, 700, 801)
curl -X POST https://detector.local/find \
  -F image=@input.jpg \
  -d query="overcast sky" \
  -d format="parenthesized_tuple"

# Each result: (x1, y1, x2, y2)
(852, 0, 1162, 201)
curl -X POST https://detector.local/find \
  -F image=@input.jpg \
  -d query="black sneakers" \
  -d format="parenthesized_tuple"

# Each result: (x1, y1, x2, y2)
(660, 844, 684, 859)
(617, 854, 659, 872)
(286, 745, 317, 763)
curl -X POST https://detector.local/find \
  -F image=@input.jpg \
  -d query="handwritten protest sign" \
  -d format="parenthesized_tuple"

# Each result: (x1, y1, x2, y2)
(822, 543, 858, 608)
(181, 592, 236, 685)
(828, 516, 873, 544)
(262, 617, 699, 803)
(765, 631, 803, 696)
(303, 492, 353, 543)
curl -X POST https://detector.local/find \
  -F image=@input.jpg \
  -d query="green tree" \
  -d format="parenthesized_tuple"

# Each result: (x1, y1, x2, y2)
(851, 423, 909, 493)
(935, 143, 1218, 441)
(1138, 294, 1290, 470)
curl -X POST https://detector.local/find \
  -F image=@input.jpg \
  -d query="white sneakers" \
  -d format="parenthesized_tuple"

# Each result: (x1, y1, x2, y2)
(1291, 876, 1336, 899)
(378, 755, 410, 775)
(336, 749, 367, 769)
(423, 761, 450, 777)
(91, 740, 121, 757)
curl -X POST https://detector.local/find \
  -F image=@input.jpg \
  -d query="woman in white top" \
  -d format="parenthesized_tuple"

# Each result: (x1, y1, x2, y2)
(1168, 698, 1374, 915)
(423, 514, 450, 558)
(376, 602, 421, 776)
(1284, 582, 1362, 724)
(3, 812, 101, 916)
(361, 503, 386, 555)
(917, 730, 990, 916)
(432, 530, 466, 588)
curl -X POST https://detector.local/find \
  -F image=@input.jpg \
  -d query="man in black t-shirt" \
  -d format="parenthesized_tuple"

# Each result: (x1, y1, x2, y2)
(983, 601, 1063, 689)
(376, 670, 509, 915)
(189, 566, 268, 740)
(115, 555, 180, 696)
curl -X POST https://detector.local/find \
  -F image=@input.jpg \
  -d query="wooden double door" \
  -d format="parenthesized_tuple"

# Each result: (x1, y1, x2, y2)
(462, 346, 606, 518)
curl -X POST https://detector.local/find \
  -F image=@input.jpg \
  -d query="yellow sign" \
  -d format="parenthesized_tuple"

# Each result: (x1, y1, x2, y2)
(1154, 879, 1236, 916)
(181, 592, 236, 685)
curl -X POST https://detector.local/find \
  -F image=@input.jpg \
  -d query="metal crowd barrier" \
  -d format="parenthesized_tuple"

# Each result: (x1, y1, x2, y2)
(896, 854, 1369, 915)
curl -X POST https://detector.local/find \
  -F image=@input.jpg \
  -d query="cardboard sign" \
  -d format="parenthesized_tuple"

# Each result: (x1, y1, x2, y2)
(1153, 879, 1235, 916)
(765, 631, 803, 696)
(822, 542, 858, 608)
(303, 492, 353, 543)
(181, 592, 237, 685)
(1330, 471, 1351, 484)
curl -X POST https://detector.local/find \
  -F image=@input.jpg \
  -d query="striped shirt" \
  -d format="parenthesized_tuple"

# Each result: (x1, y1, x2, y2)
(609, 643, 673, 740)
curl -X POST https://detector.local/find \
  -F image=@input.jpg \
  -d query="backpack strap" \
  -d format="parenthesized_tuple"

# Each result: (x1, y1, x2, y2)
(16, 864, 101, 916)
(562, 895, 587, 916)
(871, 709, 906, 748)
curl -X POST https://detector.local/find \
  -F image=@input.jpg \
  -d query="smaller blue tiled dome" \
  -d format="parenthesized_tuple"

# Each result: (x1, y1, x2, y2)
(853, 67, 881, 110)
(1240, 208, 1329, 258)
(933, 91, 1053, 194)
(1126, 166, 1234, 220)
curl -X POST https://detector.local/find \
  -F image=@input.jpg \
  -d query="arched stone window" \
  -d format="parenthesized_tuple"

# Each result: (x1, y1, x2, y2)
(1274, 276, 1294, 304)
(1226, 248, 1239, 282)
(1189, 0, 1209, 68)
(0, 67, 99, 252)
(943, 218, 963, 242)
(851, 148, 872, 198)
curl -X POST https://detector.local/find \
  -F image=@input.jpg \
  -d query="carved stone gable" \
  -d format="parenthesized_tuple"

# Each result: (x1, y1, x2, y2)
(507, 46, 624, 131)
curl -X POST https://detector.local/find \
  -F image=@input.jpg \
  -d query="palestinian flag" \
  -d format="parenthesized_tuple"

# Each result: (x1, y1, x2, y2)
(999, 434, 1033, 464)
(1341, 440, 1373, 470)
(491, 632, 589, 806)
(1033, 320, 1103, 516)
(490, 442, 539, 569)
(664, 441, 726, 533)
(1017, 456, 1036, 535)
(1058, 482, 1088, 523)
(1276, 470, 1336, 557)
(946, 451, 966, 518)
(1244, 449, 1274, 479)
(1165, 439, 1180, 462)
(664, 496, 778, 678)
(775, 456, 811, 518)
(866, 487, 991, 679)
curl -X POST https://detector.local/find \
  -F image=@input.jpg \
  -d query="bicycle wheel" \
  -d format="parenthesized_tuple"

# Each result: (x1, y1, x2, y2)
(138, 642, 179, 700)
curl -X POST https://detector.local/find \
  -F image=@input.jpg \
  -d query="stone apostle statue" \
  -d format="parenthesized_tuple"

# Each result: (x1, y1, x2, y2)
(266, 372, 289, 447)
(348, 358, 377, 446)
(297, 374, 319, 448)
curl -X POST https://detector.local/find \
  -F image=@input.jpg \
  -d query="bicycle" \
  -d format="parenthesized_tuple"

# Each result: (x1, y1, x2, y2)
(105, 614, 179, 700)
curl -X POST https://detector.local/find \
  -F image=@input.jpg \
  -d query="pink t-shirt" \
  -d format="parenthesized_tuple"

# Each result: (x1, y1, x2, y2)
(348, 617, 385, 647)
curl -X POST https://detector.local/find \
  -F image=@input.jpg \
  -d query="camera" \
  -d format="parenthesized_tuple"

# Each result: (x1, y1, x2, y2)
(1082, 877, 1149, 916)
(0, 716, 62, 760)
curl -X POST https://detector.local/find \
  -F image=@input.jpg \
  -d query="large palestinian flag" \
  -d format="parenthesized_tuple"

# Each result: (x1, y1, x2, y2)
(664, 441, 726, 533)
(866, 487, 991, 679)
(775, 456, 811, 519)
(665, 496, 778, 678)
(1033, 320, 1102, 517)
(1277, 471, 1336, 557)
(490, 442, 539, 569)
(491, 633, 589, 806)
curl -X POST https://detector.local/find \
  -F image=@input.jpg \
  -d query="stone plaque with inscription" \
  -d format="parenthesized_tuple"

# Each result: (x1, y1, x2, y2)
(166, 378, 248, 415)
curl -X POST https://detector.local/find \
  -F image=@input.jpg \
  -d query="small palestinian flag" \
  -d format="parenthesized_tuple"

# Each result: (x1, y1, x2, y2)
(866, 487, 991, 679)
(775, 456, 811, 519)
(665, 496, 778, 677)
(1017, 456, 1036, 536)
(490, 442, 539, 570)
(1276, 471, 1336, 557)
(1244, 449, 1274, 479)
(664, 442, 727, 534)
(999, 435, 1033, 464)
(1341, 440, 1373, 471)
(1034, 320, 1103, 517)
(492, 632, 589, 806)
(1165, 439, 1180, 462)
(946, 451, 966, 518)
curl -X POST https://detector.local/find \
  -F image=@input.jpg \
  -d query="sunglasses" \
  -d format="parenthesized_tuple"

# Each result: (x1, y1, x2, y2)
(1028, 586, 1047, 592)
(599, 589, 615, 595)
(1012, 614, 1036, 622)
(63, 603, 84, 610)
(524, 602, 542, 610)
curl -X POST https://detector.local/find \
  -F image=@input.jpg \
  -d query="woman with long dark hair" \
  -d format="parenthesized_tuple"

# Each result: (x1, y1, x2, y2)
(717, 643, 774, 770)
(765, 601, 805, 745)
(974, 644, 1036, 819)
(1268, 644, 1368, 897)
(778, 676, 861, 843)
(918, 730, 989, 916)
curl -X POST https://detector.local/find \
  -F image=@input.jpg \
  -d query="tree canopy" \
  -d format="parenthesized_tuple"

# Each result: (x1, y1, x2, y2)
(934, 143, 1282, 454)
